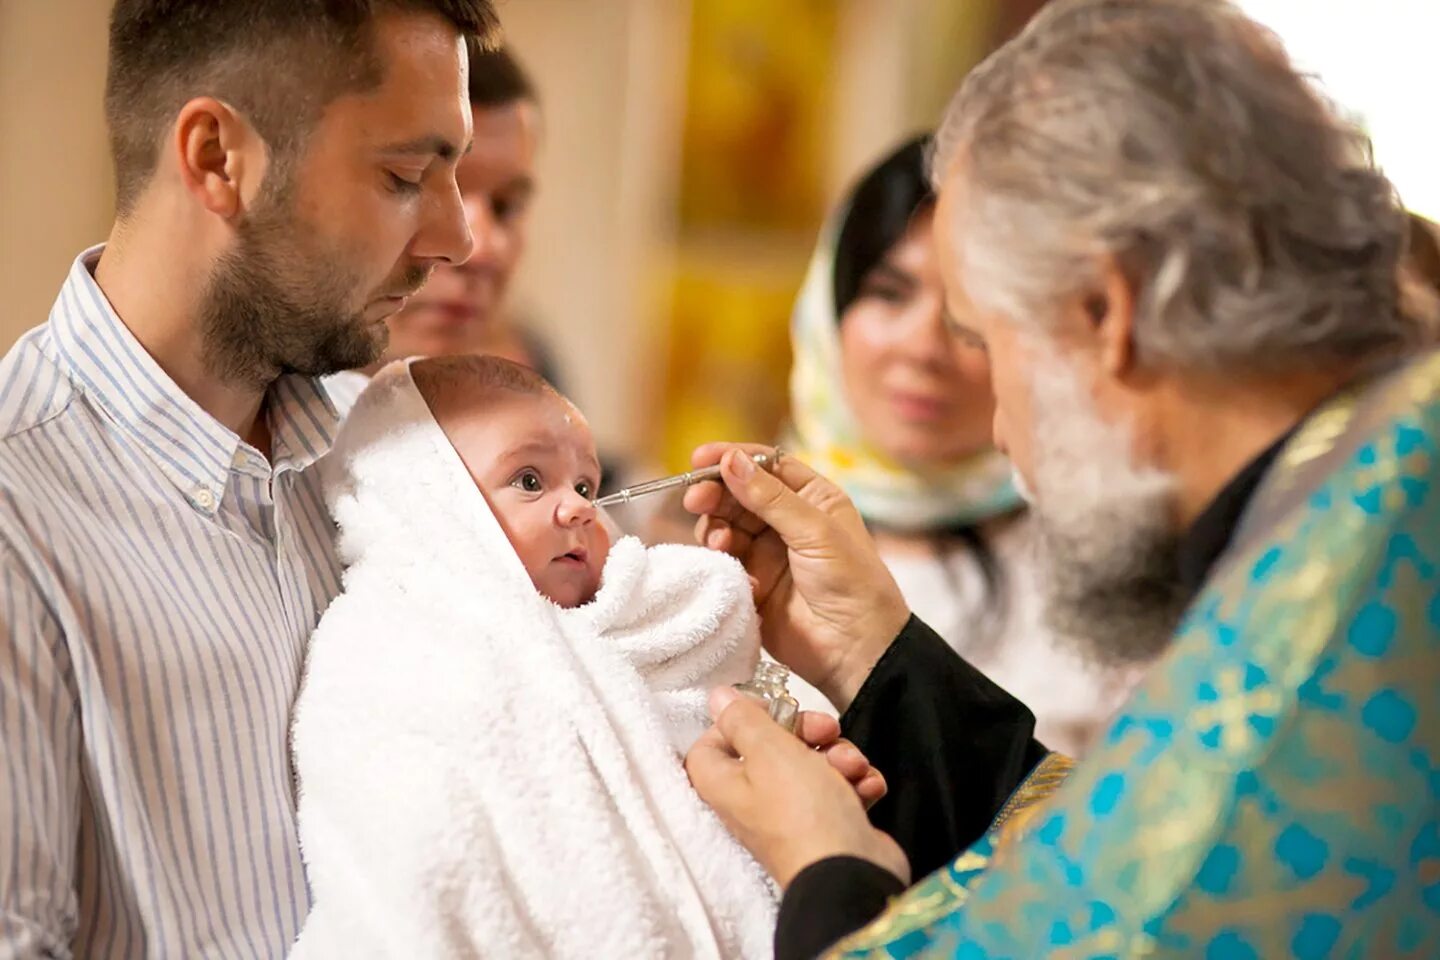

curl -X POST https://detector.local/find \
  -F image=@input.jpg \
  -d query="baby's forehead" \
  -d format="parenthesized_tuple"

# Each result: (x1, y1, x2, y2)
(446, 388, 598, 460)
(504, 388, 587, 430)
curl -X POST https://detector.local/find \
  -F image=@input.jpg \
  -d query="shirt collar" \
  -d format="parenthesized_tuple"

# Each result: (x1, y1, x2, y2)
(49, 245, 341, 515)
(1175, 426, 1296, 602)
(267, 374, 342, 475)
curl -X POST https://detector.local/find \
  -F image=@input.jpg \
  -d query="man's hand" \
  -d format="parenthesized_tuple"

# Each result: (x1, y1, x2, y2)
(685, 692, 909, 890)
(684, 444, 910, 711)
(715, 687, 887, 810)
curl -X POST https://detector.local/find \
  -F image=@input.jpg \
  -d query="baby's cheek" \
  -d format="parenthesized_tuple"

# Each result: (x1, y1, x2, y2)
(504, 534, 547, 588)
(592, 524, 612, 567)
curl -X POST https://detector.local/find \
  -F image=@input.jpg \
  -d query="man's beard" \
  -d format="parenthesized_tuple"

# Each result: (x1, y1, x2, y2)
(1023, 345, 1188, 667)
(199, 188, 424, 387)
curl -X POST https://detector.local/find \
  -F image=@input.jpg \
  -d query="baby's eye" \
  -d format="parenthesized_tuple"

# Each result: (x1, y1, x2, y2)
(512, 469, 543, 493)
(575, 480, 594, 500)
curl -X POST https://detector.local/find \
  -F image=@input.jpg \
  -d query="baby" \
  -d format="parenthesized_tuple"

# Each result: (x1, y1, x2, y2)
(290, 357, 777, 959)
(418, 353, 611, 608)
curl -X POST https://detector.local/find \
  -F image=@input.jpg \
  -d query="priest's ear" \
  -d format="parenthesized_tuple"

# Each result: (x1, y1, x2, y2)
(1072, 254, 1138, 379)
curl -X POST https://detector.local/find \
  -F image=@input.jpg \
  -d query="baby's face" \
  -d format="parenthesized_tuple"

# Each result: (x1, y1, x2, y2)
(449, 391, 610, 607)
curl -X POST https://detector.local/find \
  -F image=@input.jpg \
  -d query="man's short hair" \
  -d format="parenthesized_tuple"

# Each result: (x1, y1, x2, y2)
(469, 46, 537, 109)
(105, 0, 499, 215)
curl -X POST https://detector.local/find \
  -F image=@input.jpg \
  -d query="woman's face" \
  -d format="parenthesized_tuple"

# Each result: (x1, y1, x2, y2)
(839, 208, 997, 467)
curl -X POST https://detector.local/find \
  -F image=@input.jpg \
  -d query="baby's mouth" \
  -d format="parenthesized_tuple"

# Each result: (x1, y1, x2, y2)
(555, 548, 588, 566)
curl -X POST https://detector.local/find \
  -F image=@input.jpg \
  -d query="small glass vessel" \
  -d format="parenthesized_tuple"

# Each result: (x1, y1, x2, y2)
(733, 661, 800, 734)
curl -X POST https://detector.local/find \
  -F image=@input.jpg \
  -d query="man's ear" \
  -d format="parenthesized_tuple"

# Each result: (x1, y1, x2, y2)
(1084, 255, 1138, 378)
(171, 97, 267, 220)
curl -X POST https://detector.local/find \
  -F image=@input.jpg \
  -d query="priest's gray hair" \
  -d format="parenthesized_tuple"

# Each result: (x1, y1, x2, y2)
(931, 0, 1425, 373)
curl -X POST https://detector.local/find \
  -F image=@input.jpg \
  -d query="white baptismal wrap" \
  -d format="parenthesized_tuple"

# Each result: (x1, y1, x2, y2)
(290, 362, 776, 959)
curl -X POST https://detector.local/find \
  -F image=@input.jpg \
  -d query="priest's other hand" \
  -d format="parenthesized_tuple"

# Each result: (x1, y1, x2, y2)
(686, 689, 909, 890)
(714, 686, 887, 810)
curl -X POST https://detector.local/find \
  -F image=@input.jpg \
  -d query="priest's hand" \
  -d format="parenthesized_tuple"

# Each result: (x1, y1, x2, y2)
(686, 689, 910, 890)
(684, 443, 910, 712)
(728, 687, 887, 810)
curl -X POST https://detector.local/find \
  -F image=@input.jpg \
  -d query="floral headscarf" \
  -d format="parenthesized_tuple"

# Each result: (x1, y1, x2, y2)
(785, 211, 1021, 532)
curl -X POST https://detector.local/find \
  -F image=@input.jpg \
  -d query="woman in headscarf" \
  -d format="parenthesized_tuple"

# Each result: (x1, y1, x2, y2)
(786, 136, 1140, 756)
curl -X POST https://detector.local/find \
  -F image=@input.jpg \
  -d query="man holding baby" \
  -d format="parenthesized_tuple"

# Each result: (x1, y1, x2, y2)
(0, 2, 494, 955)
(0, 3, 873, 955)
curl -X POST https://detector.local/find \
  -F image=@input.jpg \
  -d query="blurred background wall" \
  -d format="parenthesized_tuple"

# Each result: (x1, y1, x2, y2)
(497, 0, 1043, 466)
(2, 0, 1434, 469)
(0, 0, 115, 347)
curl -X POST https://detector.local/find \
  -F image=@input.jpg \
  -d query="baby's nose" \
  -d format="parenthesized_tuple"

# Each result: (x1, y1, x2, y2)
(557, 490, 597, 526)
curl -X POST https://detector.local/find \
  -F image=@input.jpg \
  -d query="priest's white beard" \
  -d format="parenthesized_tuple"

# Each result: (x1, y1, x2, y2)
(1021, 346, 1188, 666)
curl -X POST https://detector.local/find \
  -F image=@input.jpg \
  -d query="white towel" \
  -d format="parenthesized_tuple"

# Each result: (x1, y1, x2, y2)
(290, 362, 777, 959)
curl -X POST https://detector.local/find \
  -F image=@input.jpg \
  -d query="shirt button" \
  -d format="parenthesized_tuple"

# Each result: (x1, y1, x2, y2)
(193, 487, 218, 511)
(231, 450, 249, 470)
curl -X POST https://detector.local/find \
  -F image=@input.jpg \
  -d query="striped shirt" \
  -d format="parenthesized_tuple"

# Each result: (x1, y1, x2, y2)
(0, 247, 344, 958)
